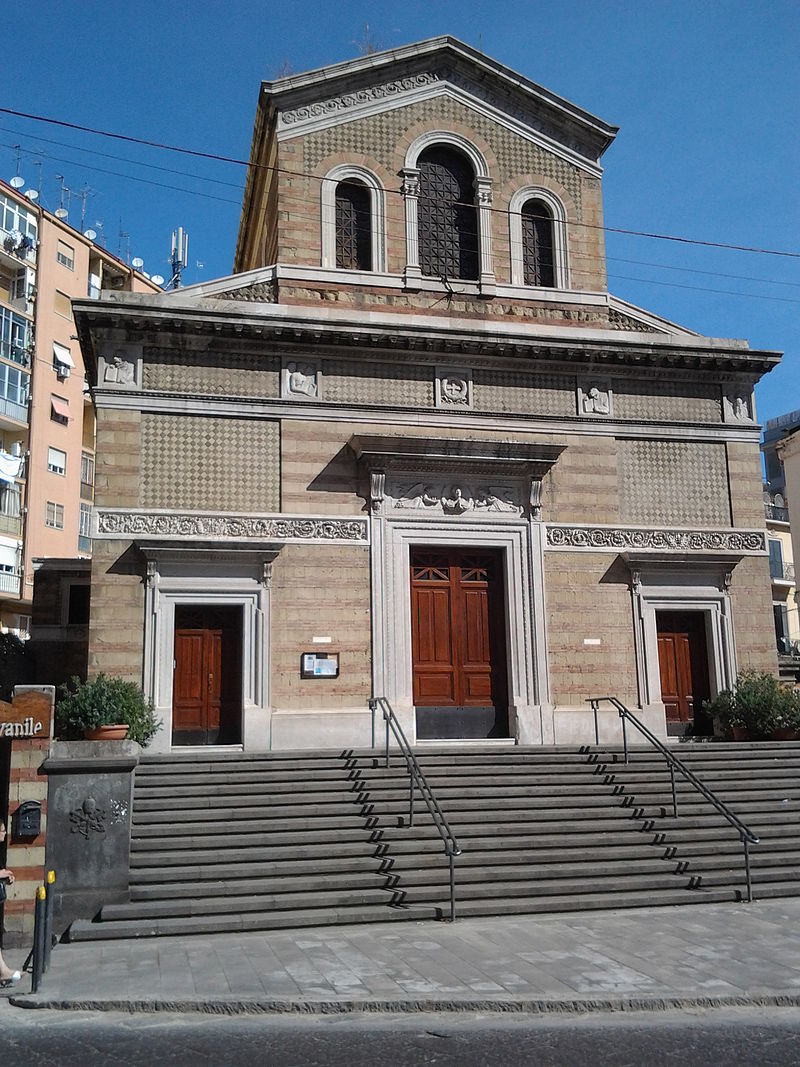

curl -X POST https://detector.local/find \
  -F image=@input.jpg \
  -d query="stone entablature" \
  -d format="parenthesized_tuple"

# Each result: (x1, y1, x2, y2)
(94, 509, 368, 544)
(545, 524, 766, 554)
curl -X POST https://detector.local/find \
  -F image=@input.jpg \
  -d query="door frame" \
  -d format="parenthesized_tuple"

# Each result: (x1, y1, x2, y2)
(627, 558, 738, 717)
(372, 516, 548, 744)
(140, 546, 277, 753)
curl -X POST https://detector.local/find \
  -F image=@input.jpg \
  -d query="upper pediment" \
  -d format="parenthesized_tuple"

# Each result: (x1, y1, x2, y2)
(262, 36, 617, 173)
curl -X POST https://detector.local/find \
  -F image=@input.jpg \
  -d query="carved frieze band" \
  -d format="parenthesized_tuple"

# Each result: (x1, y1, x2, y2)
(279, 72, 442, 128)
(95, 509, 368, 543)
(546, 525, 766, 553)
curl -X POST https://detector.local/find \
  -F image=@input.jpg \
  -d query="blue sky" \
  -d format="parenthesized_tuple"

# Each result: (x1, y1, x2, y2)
(3, 1, 798, 422)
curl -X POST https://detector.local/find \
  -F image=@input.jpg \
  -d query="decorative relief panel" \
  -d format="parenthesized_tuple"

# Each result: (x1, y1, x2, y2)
(472, 369, 574, 416)
(142, 350, 280, 397)
(281, 358, 320, 400)
(96, 509, 368, 543)
(723, 391, 755, 424)
(618, 440, 730, 527)
(546, 524, 765, 553)
(435, 367, 472, 409)
(577, 382, 612, 417)
(323, 359, 433, 407)
(98, 343, 142, 389)
(140, 414, 279, 512)
(614, 381, 722, 424)
(391, 479, 522, 516)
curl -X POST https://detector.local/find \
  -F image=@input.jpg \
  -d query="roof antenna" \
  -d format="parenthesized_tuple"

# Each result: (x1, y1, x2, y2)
(54, 175, 70, 220)
(168, 227, 189, 289)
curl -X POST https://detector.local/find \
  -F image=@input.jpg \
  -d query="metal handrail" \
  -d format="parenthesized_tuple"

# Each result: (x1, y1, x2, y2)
(587, 695, 760, 902)
(369, 696, 462, 921)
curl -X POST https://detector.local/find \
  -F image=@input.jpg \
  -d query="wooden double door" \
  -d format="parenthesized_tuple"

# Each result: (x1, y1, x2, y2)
(410, 548, 508, 738)
(172, 606, 243, 746)
(656, 611, 711, 736)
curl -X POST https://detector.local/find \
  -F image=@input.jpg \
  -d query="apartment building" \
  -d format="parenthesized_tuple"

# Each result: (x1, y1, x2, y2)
(0, 179, 157, 635)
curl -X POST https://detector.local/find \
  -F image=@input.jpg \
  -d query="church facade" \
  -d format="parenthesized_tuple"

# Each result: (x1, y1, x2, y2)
(72, 38, 778, 754)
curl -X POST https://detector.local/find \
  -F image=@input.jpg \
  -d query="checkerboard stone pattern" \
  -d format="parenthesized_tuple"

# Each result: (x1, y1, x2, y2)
(618, 439, 730, 526)
(614, 380, 722, 423)
(142, 348, 280, 398)
(324, 358, 433, 407)
(473, 369, 575, 416)
(140, 414, 280, 512)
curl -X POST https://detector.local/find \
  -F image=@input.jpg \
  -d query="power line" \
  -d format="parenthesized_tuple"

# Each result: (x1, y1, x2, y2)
(2, 105, 799, 260)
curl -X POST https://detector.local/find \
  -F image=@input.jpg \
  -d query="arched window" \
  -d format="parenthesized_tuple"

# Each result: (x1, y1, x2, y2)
(335, 180, 371, 271)
(417, 146, 479, 281)
(321, 165, 385, 272)
(508, 187, 568, 289)
(521, 200, 555, 287)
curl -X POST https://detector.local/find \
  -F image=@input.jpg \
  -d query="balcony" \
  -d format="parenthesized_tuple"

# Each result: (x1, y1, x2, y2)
(0, 396, 28, 425)
(0, 513, 21, 537)
(0, 230, 35, 267)
(770, 560, 795, 584)
(0, 340, 30, 369)
(0, 570, 22, 596)
(766, 503, 790, 523)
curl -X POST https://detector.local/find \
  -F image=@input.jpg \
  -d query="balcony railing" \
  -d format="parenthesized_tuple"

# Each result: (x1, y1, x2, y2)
(78, 534, 91, 554)
(0, 232, 36, 265)
(0, 396, 28, 424)
(766, 504, 790, 522)
(0, 570, 22, 596)
(770, 560, 795, 582)
(0, 513, 21, 536)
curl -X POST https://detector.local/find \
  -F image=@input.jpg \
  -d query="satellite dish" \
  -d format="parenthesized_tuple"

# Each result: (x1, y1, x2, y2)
(24, 189, 38, 201)
(9, 176, 24, 189)
(151, 275, 165, 286)
(131, 257, 144, 269)
(55, 208, 68, 220)
(84, 229, 97, 241)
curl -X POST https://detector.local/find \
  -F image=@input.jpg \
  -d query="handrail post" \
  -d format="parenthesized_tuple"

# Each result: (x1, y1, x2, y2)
(669, 764, 678, 818)
(620, 708, 629, 763)
(449, 851, 456, 922)
(591, 699, 599, 746)
(408, 760, 415, 826)
(385, 705, 390, 769)
(743, 835, 754, 903)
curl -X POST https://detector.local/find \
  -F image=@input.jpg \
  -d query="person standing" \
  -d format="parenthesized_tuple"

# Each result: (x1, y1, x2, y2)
(0, 821, 20, 986)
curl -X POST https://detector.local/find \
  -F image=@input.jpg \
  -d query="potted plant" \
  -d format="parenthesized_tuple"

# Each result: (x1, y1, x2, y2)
(56, 674, 159, 746)
(704, 669, 800, 741)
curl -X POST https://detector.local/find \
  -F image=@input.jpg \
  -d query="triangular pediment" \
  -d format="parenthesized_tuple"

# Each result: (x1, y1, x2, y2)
(265, 37, 617, 172)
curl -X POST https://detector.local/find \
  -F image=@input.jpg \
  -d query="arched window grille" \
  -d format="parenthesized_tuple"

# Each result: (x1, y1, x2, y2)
(335, 180, 372, 271)
(521, 199, 555, 288)
(417, 147, 479, 281)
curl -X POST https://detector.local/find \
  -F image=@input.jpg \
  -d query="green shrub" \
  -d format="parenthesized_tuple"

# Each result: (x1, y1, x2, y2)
(704, 669, 800, 738)
(55, 674, 160, 746)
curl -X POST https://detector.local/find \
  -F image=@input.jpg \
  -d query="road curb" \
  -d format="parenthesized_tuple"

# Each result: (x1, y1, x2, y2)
(10, 991, 800, 1015)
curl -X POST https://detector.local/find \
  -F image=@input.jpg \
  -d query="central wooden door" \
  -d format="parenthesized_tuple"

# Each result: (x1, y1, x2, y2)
(411, 548, 508, 738)
(172, 606, 243, 746)
(656, 611, 711, 736)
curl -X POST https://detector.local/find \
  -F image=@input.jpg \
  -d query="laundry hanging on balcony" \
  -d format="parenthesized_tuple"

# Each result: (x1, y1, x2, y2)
(0, 452, 22, 484)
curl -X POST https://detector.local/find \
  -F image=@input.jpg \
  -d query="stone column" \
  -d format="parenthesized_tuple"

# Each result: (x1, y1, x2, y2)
(401, 168, 422, 286)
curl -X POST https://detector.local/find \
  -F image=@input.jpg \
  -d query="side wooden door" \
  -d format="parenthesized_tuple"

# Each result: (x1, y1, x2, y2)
(656, 611, 710, 731)
(172, 606, 241, 745)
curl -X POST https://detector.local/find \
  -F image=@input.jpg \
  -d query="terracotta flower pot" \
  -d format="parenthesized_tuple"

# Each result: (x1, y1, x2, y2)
(769, 727, 800, 741)
(83, 724, 129, 741)
(731, 726, 751, 741)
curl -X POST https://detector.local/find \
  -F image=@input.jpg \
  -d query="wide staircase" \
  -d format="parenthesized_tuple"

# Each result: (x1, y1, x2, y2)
(66, 741, 800, 941)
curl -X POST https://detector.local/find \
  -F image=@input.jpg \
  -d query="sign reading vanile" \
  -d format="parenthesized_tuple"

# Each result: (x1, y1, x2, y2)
(0, 691, 52, 739)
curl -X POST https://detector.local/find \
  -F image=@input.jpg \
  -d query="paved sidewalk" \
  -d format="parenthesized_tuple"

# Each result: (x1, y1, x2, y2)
(7, 898, 800, 1014)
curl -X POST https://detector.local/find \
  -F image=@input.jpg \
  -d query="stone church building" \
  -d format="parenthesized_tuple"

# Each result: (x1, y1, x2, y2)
(72, 37, 778, 754)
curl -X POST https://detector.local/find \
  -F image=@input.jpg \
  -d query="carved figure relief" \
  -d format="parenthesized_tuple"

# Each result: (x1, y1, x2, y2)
(723, 392, 753, 423)
(284, 361, 319, 399)
(436, 368, 473, 409)
(69, 797, 106, 839)
(393, 482, 520, 515)
(103, 355, 136, 385)
(579, 384, 612, 416)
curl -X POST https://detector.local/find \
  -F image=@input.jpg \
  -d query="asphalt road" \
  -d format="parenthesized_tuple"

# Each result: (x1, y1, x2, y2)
(2, 1007, 800, 1066)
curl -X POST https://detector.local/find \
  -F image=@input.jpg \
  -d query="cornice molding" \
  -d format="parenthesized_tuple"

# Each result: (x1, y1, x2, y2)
(545, 524, 766, 554)
(94, 509, 369, 544)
